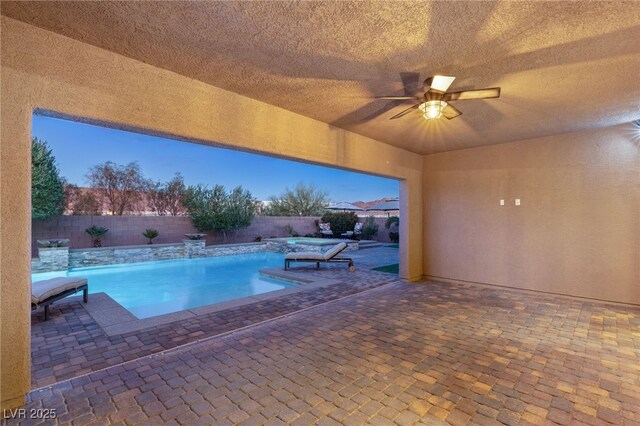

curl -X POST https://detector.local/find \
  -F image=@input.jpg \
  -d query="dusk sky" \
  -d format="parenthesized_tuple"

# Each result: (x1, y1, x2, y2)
(32, 115, 398, 202)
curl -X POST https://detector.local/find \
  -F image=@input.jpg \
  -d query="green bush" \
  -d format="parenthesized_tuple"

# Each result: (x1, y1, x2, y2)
(182, 184, 256, 241)
(320, 211, 358, 237)
(386, 216, 400, 243)
(142, 228, 159, 244)
(285, 224, 299, 237)
(360, 216, 379, 240)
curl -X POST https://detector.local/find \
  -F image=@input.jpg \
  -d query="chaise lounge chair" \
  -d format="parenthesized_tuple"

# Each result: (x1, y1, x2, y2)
(319, 222, 333, 238)
(31, 277, 88, 320)
(341, 222, 363, 239)
(284, 242, 355, 271)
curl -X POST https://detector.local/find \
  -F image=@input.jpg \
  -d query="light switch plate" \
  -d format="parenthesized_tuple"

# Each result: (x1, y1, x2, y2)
(499, 199, 505, 206)
(515, 199, 521, 206)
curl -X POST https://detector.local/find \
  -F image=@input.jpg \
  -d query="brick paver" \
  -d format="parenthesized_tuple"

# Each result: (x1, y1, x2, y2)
(9, 278, 640, 425)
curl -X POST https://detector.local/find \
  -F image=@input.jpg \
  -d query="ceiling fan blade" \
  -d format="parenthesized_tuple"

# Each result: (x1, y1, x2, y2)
(443, 87, 501, 101)
(390, 104, 419, 120)
(399, 72, 421, 96)
(424, 75, 456, 93)
(442, 103, 462, 120)
(374, 96, 419, 100)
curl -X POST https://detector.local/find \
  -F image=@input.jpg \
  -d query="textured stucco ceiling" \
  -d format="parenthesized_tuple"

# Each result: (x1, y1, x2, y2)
(2, 1, 639, 154)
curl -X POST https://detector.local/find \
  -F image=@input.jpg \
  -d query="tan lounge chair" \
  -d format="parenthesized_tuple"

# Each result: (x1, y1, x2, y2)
(32, 277, 88, 320)
(284, 242, 355, 271)
(318, 222, 334, 238)
(341, 222, 363, 239)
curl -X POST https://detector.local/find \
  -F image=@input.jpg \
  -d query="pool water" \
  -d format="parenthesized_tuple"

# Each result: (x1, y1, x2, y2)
(32, 252, 293, 319)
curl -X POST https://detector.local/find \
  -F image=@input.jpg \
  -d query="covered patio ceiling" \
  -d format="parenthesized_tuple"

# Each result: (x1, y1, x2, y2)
(2, 1, 639, 154)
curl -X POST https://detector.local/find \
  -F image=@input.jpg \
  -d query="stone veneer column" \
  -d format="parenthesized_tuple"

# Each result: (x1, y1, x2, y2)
(35, 247, 69, 273)
(184, 240, 206, 258)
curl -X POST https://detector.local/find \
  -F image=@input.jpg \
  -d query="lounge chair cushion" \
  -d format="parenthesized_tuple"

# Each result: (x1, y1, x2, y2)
(31, 277, 88, 305)
(284, 242, 348, 262)
(285, 251, 325, 261)
(322, 242, 347, 260)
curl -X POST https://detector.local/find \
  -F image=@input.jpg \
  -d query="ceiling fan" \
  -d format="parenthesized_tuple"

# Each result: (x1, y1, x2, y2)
(375, 75, 500, 121)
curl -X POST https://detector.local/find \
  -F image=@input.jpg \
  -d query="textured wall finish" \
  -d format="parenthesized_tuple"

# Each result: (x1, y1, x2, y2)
(1, 1, 639, 154)
(423, 125, 639, 304)
(0, 17, 423, 408)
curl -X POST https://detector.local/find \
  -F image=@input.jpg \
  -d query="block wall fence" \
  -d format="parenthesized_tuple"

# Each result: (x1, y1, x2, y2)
(31, 215, 393, 256)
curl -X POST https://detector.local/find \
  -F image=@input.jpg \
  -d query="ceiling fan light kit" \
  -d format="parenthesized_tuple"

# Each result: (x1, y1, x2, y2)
(376, 75, 501, 122)
(419, 100, 447, 120)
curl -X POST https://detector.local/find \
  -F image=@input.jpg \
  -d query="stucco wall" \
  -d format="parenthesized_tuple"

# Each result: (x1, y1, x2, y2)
(0, 17, 422, 408)
(423, 125, 639, 305)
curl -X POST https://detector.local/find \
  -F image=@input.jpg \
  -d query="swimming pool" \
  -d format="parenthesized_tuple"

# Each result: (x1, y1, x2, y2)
(31, 252, 293, 319)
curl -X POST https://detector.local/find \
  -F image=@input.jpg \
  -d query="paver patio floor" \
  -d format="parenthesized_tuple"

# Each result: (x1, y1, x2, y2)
(12, 278, 640, 425)
(30, 246, 400, 388)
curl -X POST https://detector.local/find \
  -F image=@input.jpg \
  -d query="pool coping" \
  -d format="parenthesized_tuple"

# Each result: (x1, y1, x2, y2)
(83, 269, 343, 336)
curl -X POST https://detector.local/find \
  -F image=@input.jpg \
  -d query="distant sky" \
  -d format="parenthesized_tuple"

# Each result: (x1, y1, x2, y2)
(32, 115, 398, 202)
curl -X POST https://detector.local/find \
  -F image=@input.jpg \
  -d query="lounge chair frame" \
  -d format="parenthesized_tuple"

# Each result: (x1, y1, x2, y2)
(284, 243, 355, 271)
(31, 283, 88, 320)
(285, 257, 355, 271)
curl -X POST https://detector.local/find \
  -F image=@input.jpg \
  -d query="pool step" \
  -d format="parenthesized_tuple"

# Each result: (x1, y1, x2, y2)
(358, 241, 385, 249)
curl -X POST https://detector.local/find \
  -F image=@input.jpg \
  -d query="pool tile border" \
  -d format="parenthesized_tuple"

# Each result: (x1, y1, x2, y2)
(83, 270, 345, 336)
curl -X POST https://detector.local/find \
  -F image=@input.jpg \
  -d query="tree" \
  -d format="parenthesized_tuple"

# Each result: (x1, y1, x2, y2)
(146, 173, 186, 216)
(74, 192, 102, 215)
(182, 184, 256, 241)
(265, 182, 329, 216)
(66, 185, 102, 215)
(86, 161, 146, 215)
(32, 137, 65, 220)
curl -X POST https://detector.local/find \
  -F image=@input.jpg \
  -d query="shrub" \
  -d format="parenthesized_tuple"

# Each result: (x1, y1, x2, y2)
(32, 138, 65, 220)
(320, 211, 358, 237)
(182, 184, 256, 241)
(285, 224, 299, 237)
(385, 216, 399, 229)
(142, 228, 159, 244)
(85, 225, 108, 247)
(386, 216, 400, 243)
(360, 216, 379, 240)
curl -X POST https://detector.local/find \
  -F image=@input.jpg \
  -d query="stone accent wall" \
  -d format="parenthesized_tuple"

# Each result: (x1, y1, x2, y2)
(205, 243, 267, 257)
(34, 242, 270, 270)
(184, 240, 206, 258)
(32, 247, 69, 273)
(68, 243, 186, 269)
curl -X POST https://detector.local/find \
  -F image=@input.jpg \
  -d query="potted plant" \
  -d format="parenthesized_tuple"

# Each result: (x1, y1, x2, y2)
(85, 225, 108, 248)
(143, 228, 159, 244)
